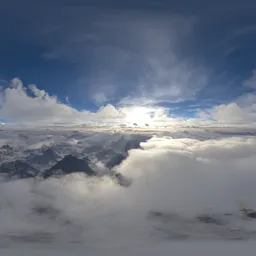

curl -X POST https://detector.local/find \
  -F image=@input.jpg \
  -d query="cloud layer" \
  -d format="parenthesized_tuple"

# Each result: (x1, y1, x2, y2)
(1, 77, 256, 126)
(0, 78, 127, 124)
(0, 78, 171, 125)
(1, 133, 256, 246)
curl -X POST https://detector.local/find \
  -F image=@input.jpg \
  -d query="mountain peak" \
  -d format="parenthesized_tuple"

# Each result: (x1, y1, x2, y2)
(0, 160, 39, 179)
(43, 154, 95, 179)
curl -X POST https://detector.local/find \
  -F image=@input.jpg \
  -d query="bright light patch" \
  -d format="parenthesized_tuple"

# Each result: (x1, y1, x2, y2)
(124, 107, 153, 126)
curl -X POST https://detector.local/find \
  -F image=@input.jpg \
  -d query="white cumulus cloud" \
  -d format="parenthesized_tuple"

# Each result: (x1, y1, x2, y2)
(0, 78, 125, 124)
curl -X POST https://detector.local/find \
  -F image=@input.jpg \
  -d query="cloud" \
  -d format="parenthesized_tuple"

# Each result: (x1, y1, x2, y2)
(194, 67, 256, 125)
(0, 78, 125, 124)
(91, 84, 116, 105)
(0, 78, 177, 125)
(65, 96, 71, 105)
(0, 78, 82, 123)
(28, 84, 47, 98)
(1, 133, 256, 245)
(197, 70, 256, 124)
(2, 77, 255, 127)
(116, 135, 256, 217)
(198, 92, 256, 124)
(243, 70, 256, 89)
(21, 6, 205, 105)
(208, 103, 254, 123)
(135, 57, 208, 104)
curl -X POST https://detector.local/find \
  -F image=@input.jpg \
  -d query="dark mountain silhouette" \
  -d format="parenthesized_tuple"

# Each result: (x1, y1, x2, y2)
(105, 153, 126, 169)
(124, 138, 146, 152)
(43, 155, 95, 179)
(108, 135, 149, 154)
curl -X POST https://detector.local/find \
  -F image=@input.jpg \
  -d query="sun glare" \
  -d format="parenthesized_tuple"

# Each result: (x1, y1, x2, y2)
(125, 107, 153, 126)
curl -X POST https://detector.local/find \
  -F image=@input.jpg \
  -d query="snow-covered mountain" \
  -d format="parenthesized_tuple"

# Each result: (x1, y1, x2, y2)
(0, 131, 150, 181)
(0, 160, 40, 179)
(0, 144, 13, 154)
(26, 148, 62, 170)
(79, 133, 150, 167)
(42, 154, 130, 186)
(0, 144, 14, 163)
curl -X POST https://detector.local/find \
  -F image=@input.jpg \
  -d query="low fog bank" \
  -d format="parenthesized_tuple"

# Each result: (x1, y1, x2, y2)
(1, 135, 256, 248)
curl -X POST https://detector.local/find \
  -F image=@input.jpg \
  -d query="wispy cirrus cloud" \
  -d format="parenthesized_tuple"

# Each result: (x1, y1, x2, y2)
(17, 5, 207, 105)
(243, 70, 256, 89)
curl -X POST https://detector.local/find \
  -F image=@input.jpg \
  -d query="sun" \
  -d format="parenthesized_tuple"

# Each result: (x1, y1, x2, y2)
(124, 107, 153, 126)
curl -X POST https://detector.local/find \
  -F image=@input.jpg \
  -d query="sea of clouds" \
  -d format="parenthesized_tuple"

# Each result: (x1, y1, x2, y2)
(1, 130, 256, 255)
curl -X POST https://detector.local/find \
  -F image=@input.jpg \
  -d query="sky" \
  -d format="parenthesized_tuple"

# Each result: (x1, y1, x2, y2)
(1, 0, 256, 125)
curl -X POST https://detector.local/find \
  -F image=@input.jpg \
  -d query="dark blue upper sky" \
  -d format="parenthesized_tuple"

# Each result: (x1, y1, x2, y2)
(1, 0, 256, 116)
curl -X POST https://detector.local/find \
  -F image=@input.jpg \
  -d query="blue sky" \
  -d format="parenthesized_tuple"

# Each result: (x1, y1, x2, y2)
(0, 0, 256, 125)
